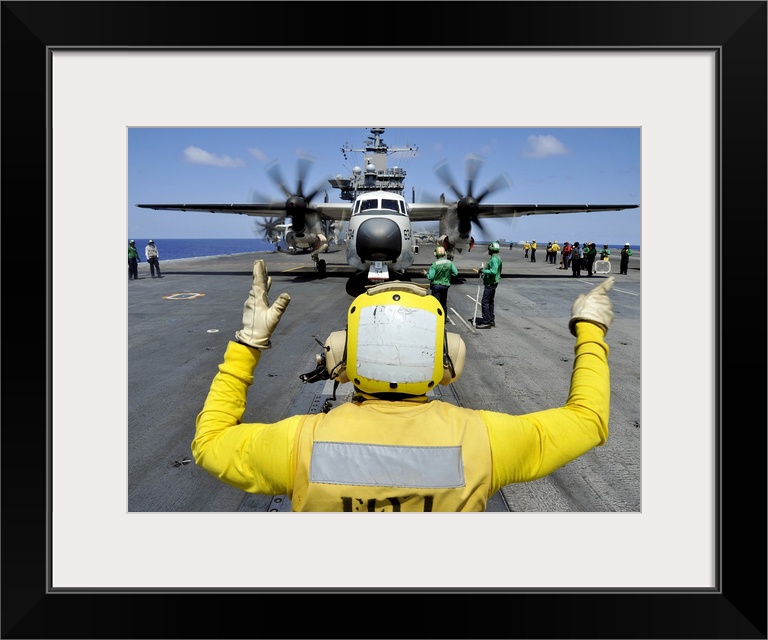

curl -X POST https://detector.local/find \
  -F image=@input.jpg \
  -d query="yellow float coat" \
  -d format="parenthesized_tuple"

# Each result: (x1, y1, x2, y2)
(192, 323, 609, 511)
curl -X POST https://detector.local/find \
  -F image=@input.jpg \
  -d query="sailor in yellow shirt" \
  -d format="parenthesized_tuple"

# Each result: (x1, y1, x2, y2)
(193, 260, 615, 512)
(550, 241, 561, 264)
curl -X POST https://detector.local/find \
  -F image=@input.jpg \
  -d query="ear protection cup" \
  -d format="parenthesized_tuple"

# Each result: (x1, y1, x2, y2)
(324, 330, 349, 383)
(439, 331, 466, 385)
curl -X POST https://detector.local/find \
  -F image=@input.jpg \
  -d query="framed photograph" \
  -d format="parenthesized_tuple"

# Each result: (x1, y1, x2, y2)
(5, 1, 764, 638)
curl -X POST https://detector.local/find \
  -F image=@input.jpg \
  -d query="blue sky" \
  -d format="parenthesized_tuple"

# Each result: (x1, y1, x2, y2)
(128, 127, 640, 245)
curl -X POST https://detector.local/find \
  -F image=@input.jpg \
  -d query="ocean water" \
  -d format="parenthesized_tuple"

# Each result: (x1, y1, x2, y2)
(128, 238, 276, 261)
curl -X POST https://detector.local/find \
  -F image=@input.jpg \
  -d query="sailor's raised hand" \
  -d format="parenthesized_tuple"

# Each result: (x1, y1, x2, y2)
(568, 276, 615, 336)
(235, 260, 291, 349)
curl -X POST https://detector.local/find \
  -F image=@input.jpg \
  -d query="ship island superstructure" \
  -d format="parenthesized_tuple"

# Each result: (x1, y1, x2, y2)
(327, 127, 418, 201)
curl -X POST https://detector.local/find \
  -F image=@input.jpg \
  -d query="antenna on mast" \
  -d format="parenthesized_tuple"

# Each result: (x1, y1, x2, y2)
(329, 128, 418, 201)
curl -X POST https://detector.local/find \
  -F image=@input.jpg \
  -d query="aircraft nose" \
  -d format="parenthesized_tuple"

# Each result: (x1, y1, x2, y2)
(356, 218, 402, 262)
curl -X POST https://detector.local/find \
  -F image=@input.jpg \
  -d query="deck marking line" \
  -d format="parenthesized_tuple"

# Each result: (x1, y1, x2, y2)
(162, 292, 205, 300)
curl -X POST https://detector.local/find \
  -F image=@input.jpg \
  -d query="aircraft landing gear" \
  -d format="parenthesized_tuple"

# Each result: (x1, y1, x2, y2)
(310, 237, 328, 276)
(345, 270, 412, 297)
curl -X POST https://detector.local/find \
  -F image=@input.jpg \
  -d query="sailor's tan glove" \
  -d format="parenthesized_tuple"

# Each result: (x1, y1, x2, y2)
(568, 276, 615, 336)
(235, 260, 291, 349)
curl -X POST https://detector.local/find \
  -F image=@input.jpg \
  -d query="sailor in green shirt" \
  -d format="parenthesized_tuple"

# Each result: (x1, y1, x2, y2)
(128, 240, 140, 280)
(471, 241, 502, 328)
(426, 246, 458, 313)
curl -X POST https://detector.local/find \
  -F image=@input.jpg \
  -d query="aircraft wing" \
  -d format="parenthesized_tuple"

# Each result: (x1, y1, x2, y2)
(408, 202, 638, 222)
(407, 203, 452, 222)
(136, 202, 351, 221)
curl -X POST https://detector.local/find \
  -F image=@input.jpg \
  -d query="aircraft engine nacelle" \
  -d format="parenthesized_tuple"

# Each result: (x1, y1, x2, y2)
(285, 229, 319, 253)
(288, 209, 306, 235)
(456, 195, 480, 236)
(438, 210, 473, 258)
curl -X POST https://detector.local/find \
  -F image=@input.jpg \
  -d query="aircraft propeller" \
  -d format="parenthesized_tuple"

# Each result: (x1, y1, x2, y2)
(265, 155, 326, 235)
(434, 155, 511, 235)
(254, 217, 282, 243)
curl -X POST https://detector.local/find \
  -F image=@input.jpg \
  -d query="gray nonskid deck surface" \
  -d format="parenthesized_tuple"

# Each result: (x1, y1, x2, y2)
(128, 244, 640, 513)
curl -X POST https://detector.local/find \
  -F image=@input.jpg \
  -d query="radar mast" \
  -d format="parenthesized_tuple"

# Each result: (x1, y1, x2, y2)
(328, 127, 418, 201)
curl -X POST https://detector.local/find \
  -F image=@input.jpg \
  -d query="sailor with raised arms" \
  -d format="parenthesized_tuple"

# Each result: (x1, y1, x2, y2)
(192, 260, 616, 512)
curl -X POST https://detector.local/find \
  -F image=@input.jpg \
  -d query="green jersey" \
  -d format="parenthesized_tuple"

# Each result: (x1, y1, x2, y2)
(427, 258, 458, 287)
(482, 254, 502, 286)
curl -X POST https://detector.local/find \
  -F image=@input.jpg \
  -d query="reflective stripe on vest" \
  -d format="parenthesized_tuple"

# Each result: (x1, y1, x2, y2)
(310, 441, 464, 488)
(291, 401, 494, 511)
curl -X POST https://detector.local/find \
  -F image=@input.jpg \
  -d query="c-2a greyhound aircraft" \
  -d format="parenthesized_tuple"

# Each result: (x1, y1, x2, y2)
(136, 128, 638, 297)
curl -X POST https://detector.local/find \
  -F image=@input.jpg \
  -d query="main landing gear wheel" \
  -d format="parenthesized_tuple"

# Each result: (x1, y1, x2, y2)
(316, 259, 326, 275)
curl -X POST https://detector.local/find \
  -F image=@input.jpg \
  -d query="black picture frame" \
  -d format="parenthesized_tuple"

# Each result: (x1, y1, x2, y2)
(3, 1, 765, 638)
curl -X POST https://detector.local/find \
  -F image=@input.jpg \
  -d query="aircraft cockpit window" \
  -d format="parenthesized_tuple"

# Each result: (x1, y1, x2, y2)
(382, 199, 401, 213)
(353, 200, 361, 214)
(360, 199, 379, 212)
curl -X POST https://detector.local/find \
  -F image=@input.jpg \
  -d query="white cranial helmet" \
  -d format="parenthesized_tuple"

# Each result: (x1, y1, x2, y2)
(322, 282, 466, 396)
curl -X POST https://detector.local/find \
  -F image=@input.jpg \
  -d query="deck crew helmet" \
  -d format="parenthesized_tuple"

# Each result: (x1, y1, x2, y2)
(624, 242, 630, 247)
(322, 282, 466, 396)
(487, 241, 500, 254)
(434, 246, 447, 258)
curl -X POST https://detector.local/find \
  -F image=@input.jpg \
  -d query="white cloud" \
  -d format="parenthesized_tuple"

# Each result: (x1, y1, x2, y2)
(248, 147, 269, 161)
(522, 135, 570, 158)
(183, 145, 245, 167)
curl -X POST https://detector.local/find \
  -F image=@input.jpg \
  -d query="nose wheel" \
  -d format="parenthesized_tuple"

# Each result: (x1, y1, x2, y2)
(315, 259, 326, 275)
(345, 269, 412, 297)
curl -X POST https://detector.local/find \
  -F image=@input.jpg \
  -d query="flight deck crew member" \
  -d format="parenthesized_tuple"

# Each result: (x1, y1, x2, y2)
(128, 240, 140, 280)
(530, 240, 537, 262)
(584, 242, 598, 277)
(471, 241, 502, 328)
(571, 242, 583, 277)
(551, 241, 561, 264)
(561, 241, 572, 270)
(145, 239, 163, 278)
(619, 243, 633, 274)
(426, 245, 458, 314)
(600, 244, 611, 261)
(192, 259, 615, 512)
